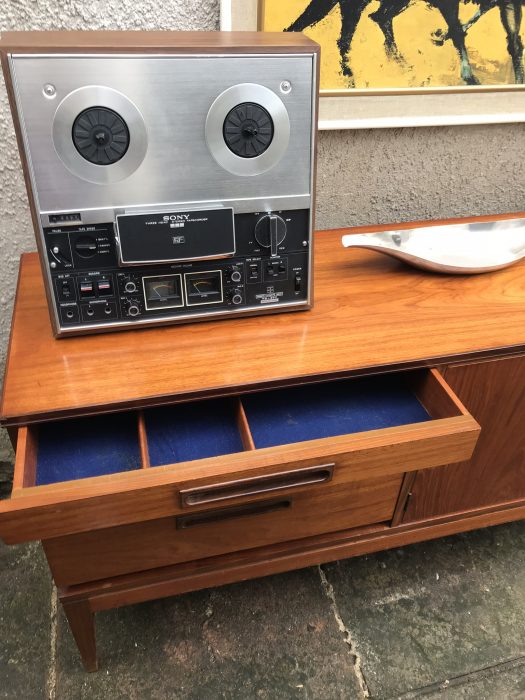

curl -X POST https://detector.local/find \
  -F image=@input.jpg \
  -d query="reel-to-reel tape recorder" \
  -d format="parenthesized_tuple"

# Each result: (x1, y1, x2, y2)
(0, 31, 319, 336)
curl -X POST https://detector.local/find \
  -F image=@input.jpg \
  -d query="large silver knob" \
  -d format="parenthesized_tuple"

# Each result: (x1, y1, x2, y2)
(255, 214, 287, 257)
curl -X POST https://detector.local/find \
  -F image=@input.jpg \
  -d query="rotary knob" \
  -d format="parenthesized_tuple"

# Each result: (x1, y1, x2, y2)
(231, 289, 243, 305)
(124, 299, 141, 317)
(74, 235, 97, 258)
(254, 214, 287, 257)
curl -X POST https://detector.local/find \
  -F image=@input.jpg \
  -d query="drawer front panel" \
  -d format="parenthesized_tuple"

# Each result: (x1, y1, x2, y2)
(44, 474, 403, 586)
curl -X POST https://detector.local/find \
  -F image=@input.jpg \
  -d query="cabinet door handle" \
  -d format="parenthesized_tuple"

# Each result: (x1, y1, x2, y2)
(180, 463, 335, 507)
(176, 499, 291, 529)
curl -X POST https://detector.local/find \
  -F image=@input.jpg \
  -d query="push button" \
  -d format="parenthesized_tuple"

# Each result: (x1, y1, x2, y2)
(97, 278, 113, 296)
(79, 280, 94, 298)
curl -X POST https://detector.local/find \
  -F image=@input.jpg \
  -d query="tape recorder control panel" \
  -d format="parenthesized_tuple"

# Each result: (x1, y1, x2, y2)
(45, 209, 309, 328)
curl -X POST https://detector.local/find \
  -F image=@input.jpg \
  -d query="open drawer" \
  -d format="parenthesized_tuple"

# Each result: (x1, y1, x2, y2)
(0, 369, 480, 545)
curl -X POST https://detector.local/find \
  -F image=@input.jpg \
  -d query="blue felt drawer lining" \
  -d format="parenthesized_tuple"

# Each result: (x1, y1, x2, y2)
(145, 398, 244, 468)
(241, 375, 431, 450)
(33, 375, 431, 486)
(35, 412, 142, 486)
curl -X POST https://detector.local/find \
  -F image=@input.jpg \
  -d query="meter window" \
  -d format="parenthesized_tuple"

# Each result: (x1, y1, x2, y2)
(184, 270, 223, 306)
(143, 274, 184, 311)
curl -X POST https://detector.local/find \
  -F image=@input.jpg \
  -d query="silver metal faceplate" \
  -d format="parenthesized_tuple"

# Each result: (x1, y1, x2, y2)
(10, 54, 314, 214)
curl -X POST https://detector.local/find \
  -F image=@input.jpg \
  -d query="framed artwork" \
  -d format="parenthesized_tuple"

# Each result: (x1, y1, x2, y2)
(220, 0, 525, 128)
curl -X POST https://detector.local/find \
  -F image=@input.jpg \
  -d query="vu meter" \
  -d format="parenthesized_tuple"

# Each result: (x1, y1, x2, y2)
(184, 271, 223, 305)
(143, 274, 183, 310)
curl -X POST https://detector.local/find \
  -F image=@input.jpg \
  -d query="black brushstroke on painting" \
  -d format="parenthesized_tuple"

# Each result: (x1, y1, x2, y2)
(284, 0, 524, 85)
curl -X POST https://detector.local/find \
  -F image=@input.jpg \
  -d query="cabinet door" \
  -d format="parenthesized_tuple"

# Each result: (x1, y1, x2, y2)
(404, 355, 525, 521)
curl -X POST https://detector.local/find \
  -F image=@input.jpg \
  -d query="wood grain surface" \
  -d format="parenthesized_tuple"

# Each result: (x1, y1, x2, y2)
(404, 354, 525, 520)
(3, 214, 525, 426)
(57, 498, 525, 613)
(43, 474, 402, 586)
(0, 31, 319, 53)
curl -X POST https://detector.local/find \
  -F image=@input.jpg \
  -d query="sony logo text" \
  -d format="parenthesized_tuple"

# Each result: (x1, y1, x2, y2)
(163, 214, 190, 222)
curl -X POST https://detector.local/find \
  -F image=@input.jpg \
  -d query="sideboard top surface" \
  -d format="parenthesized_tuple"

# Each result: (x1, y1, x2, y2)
(3, 214, 525, 426)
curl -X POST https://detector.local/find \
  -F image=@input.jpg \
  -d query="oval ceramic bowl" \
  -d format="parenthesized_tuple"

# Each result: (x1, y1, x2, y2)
(341, 218, 525, 274)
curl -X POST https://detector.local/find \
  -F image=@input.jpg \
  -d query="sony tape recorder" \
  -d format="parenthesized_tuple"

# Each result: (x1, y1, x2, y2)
(0, 31, 319, 336)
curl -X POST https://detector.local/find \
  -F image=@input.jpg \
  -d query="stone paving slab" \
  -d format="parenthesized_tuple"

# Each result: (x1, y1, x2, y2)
(54, 568, 361, 700)
(0, 540, 52, 700)
(0, 461, 13, 500)
(323, 521, 525, 699)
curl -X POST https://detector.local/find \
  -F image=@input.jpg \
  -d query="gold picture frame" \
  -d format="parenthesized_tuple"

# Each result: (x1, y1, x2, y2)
(220, 0, 525, 129)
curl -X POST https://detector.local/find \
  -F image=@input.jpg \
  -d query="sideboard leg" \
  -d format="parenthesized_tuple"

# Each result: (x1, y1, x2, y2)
(61, 598, 98, 672)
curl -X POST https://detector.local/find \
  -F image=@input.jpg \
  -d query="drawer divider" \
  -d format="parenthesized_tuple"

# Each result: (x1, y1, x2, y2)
(137, 411, 150, 469)
(236, 398, 255, 451)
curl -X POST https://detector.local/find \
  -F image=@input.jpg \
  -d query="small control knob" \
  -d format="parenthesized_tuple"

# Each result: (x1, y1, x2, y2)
(231, 290, 243, 305)
(124, 280, 137, 293)
(124, 299, 141, 317)
(230, 270, 242, 283)
(255, 214, 287, 257)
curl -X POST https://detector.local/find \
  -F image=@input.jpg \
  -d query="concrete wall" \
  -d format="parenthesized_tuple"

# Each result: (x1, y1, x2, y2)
(1, 0, 525, 458)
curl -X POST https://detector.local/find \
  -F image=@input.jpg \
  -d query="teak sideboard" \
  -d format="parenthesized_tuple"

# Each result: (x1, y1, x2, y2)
(1, 214, 525, 671)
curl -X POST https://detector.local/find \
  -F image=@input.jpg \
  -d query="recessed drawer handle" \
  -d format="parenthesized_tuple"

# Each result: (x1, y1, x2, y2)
(180, 463, 335, 507)
(176, 499, 291, 529)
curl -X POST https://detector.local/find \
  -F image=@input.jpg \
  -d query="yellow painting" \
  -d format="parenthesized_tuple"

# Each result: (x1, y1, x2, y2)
(260, 0, 525, 90)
